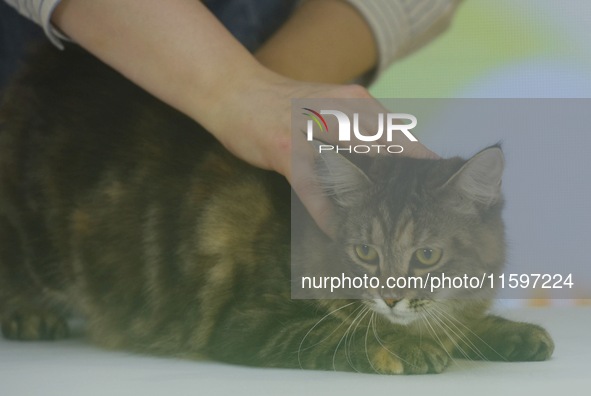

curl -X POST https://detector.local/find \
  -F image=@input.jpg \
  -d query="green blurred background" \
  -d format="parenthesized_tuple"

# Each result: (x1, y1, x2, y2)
(372, 0, 591, 99)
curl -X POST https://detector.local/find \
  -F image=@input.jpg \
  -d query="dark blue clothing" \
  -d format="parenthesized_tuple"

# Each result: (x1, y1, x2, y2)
(0, 2, 45, 91)
(0, 0, 297, 92)
(203, 0, 297, 53)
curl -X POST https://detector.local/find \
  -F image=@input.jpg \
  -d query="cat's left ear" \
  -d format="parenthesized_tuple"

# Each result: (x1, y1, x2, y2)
(444, 145, 504, 207)
(311, 140, 372, 207)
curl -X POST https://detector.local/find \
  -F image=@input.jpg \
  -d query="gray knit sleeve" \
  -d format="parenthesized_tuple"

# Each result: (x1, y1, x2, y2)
(4, 0, 68, 48)
(344, 0, 462, 82)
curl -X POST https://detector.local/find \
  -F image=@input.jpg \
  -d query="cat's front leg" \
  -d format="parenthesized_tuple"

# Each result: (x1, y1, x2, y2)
(1, 307, 69, 341)
(454, 314, 554, 362)
(364, 335, 452, 374)
(208, 301, 453, 374)
(295, 324, 453, 374)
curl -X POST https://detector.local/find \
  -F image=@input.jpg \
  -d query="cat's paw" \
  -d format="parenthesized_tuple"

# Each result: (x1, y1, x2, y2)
(371, 341, 450, 374)
(497, 323, 554, 362)
(1, 310, 69, 341)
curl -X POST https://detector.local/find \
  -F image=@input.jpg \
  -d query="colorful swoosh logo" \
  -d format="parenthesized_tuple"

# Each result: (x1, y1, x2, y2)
(302, 108, 328, 133)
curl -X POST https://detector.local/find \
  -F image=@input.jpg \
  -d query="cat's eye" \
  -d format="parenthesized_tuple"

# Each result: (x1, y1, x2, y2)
(414, 248, 442, 266)
(354, 244, 379, 264)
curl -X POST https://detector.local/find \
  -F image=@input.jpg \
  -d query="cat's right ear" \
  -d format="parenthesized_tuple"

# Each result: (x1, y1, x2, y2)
(310, 140, 372, 208)
(443, 145, 505, 208)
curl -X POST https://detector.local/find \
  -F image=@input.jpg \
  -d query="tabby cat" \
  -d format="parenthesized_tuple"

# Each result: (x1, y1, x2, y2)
(0, 44, 553, 374)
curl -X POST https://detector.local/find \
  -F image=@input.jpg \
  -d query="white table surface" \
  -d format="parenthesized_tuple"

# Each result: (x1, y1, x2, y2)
(1, 305, 589, 396)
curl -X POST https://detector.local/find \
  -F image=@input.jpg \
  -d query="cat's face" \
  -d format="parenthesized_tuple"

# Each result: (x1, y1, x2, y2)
(316, 146, 505, 326)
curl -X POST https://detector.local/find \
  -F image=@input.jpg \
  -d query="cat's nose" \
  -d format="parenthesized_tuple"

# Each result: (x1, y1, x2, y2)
(383, 298, 401, 308)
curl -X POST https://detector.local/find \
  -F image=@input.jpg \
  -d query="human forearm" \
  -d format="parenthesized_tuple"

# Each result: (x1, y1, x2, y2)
(255, 0, 377, 84)
(51, 0, 266, 136)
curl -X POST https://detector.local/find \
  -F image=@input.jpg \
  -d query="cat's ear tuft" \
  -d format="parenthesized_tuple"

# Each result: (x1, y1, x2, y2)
(446, 146, 504, 207)
(311, 140, 372, 207)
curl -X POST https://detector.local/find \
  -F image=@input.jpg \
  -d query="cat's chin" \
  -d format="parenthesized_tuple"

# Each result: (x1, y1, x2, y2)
(383, 313, 418, 326)
(367, 298, 421, 326)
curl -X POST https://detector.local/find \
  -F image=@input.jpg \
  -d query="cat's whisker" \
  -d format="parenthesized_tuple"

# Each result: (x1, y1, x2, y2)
(346, 306, 368, 355)
(436, 301, 507, 362)
(429, 305, 487, 361)
(419, 313, 424, 348)
(332, 305, 367, 372)
(431, 313, 473, 361)
(420, 309, 456, 366)
(426, 306, 472, 360)
(422, 307, 464, 365)
(364, 312, 381, 375)
(343, 306, 370, 372)
(297, 301, 357, 369)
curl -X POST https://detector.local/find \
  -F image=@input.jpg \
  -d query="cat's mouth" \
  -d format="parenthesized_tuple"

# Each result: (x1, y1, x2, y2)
(367, 298, 422, 326)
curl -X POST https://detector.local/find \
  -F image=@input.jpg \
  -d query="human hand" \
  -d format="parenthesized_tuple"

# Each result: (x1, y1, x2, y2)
(205, 70, 437, 237)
